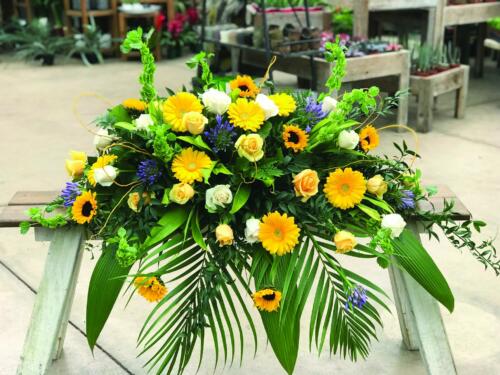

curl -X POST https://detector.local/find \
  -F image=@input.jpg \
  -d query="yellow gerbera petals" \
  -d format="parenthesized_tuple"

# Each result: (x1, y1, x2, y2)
(123, 98, 147, 112)
(162, 92, 203, 132)
(269, 93, 296, 116)
(359, 125, 380, 152)
(282, 125, 308, 152)
(71, 191, 97, 224)
(87, 154, 117, 186)
(252, 288, 282, 312)
(324, 168, 367, 210)
(229, 75, 260, 98)
(227, 98, 265, 132)
(259, 211, 300, 256)
(171, 147, 212, 184)
(134, 276, 168, 303)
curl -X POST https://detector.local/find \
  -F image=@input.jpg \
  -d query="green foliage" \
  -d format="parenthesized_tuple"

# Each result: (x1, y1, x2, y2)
(323, 41, 347, 95)
(66, 17, 105, 66)
(20, 204, 69, 234)
(107, 227, 139, 267)
(186, 51, 215, 89)
(120, 27, 157, 102)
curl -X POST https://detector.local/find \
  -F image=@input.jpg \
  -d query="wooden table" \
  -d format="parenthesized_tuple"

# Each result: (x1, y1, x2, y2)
(0, 185, 470, 374)
(237, 49, 410, 126)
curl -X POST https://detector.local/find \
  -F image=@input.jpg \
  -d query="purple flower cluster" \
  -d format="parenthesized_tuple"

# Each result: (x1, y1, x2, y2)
(345, 285, 368, 312)
(305, 96, 326, 128)
(204, 115, 237, 154)
(61, 182, 80, 207)
(137, 159, 161, 186)
(400, 190, 415, 210)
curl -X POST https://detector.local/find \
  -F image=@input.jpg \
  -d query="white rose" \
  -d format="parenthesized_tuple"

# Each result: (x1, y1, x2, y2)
(93, 165, 118, 187)
(135, 114, 154, 131)
(93, 128, 114, 150)
(321, 96, 338, 114)
(338, 130, 360, 150)
(381, 214, 407, 238)
(255, 94, 279, 120)
(245, 218, 261, 244)
(201, 88, 231, 115)
(205, 185, 233, 211)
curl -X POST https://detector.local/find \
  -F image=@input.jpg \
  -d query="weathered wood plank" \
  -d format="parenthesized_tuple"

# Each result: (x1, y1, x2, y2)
(0, 205, 36, 227)
(419, 185, 471, 221)
(17, 226, 85, 375)
(443, 2, 500, 26)
(9, 191, 59, 206)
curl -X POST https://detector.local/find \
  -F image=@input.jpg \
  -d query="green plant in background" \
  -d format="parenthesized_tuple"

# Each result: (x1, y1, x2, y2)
(488, 17, 500, 31)
(332, 7, 353, 35)
(31, 0, 64, 26)
(67, 17, 106, 66)
(0, 18, 71, 65)
(411, 42, 461, 73)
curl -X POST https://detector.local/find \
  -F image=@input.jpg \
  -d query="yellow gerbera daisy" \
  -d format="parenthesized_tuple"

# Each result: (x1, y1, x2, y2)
(88, 154, 118, 186)
(134, 276, 168, 303)
(171, 147, 212, 184)
(252, 288, 282, 312)
(324, 168, 367, 210)
(269, 93, 296, 116)
(162, 92, 203, 132)
(229, 75, 260, 98)
(359, 125, 380, 152)
(71, 191, 97, 224)
(259, 211, 300, 256)
(123, 98, 147, 112)
(282, 125, 308, 152)
(227, 98, 265, 132)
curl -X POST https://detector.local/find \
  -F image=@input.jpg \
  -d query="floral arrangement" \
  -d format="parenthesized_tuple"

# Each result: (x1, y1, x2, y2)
(22, 27, 499, 375)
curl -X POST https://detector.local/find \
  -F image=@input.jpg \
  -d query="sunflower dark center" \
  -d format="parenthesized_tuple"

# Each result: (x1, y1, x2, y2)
(262, 292, 276, 301)
(81, 201, 93, 217)
(288, 131, 300, 144)
(239, 85, 249, 92)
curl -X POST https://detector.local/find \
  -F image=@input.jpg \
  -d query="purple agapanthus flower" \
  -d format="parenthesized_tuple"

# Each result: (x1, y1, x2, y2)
(345, 285, 368, 312)
(305, 96, 326, 127)
(137, 159, 161, 186)
(400, 190, 416, 210)
(61, 182, 80, 207)
(203, 115, 237, 154)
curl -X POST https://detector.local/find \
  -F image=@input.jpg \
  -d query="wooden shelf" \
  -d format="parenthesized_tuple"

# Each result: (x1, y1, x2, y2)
(369, 0, 437, 11)
(66, 8, 115, 17)
(443, 2, 500, 26)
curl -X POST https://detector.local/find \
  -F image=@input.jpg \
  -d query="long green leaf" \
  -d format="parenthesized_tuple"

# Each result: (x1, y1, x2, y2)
(230, 184, 251, 214)
(144, 205, 189, 248)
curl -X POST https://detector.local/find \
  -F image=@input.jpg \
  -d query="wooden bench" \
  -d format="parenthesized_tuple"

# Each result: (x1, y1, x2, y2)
(0, 186, 471, 374)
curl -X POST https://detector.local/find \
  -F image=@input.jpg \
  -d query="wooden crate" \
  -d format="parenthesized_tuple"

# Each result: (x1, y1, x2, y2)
(410, 64, 469, 132)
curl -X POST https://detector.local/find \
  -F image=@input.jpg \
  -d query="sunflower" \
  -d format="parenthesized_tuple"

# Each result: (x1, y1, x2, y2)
(324, 168, 367, 210)
(282, 125, 308, 152)
(252, 289, 282, 312)
(162, 92, 203, 132)
(259, 211, 300, 256)
(227, 98, 265, 132)
(229, 75, 260, 98)
(87, 154, 118, 186)
(134, 276, 167, 302)
(359, 125, 380, 152)
(123, 98, 147, 112)
(269, 93, 296, 116)
(71, 191, 97, 224)
(171, 147, 212, 184)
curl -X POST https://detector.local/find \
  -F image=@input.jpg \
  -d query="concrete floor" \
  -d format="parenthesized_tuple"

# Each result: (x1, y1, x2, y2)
(0, 55, 499, 375)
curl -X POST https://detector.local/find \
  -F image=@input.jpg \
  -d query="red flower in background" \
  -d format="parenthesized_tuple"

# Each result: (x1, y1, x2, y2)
(168, 17, 184, 39)
(186, 7, 199, 25)
(154, 13, 166, 31)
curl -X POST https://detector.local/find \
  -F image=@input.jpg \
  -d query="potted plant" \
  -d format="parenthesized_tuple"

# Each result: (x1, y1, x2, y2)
(67, 18, 107, 65)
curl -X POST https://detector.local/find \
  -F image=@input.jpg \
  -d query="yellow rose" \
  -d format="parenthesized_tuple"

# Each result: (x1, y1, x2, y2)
(128, 192, 154, 212)
(334, 230, 357, 253)
(366, 175, 388, 199)
(65, 150, 87, 178)
(169, 183, 195, 205)
(182, 112, 208, 135)
(293, 169, 319, 202)
(215, 224, 234, 246)
(235, 134, 264, 162)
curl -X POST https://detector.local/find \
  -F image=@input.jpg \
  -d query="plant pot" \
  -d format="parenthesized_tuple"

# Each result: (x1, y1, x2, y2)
(166, 44, 182, 59)
(38, 54, 55, 66)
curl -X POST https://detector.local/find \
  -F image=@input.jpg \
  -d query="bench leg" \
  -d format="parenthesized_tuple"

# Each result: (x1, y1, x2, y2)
(389, 222, 457, 375)
(416, 85, 433, 133)
(17, 226, 85, 375)
(455, 66, 469, 119)
(397, 59, 410, 128)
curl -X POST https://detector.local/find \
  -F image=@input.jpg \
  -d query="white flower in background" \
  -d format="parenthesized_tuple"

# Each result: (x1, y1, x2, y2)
(135, 114, 154, 131)
(255, 94, 279, 120)
(93, 165, 118, 187)
(321, 96, 338, 114)
(245, 218, 261, 244)
(381, 214, 407, 238)
(201, 88, 231, 115)
(38, 18, 48, 27)
(205, 185, 233, 211)
(338, 130, 359, 150)
(93, 128, 114, 150)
